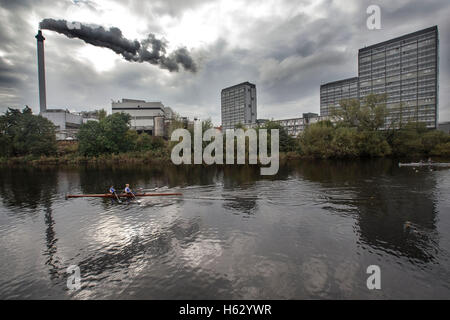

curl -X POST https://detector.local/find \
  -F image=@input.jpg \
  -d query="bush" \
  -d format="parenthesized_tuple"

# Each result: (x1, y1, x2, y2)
(78, 113, 131, 156)
(0, 107, 56, 157)
(357, 131, 391, 157)
(331, 127, 359, 158)
(430, 142, 450, 157)
(299, 121, 334, 158)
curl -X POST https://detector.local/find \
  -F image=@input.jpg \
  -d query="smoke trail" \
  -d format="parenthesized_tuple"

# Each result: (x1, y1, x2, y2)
(39, 18, 197, 72)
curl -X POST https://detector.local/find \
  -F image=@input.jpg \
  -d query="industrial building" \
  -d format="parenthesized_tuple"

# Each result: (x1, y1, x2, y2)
(35, 30, 90, 140)
(112, 99, 174, 136)
(221, 82, 257, 130)
(320, 26, 439, 129)
(40, 109, 83, 140)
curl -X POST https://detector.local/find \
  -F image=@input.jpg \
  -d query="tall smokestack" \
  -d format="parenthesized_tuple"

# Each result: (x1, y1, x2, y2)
(36, 30, 46, 113)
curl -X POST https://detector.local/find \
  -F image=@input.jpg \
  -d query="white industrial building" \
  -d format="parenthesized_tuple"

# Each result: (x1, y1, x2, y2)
(112, 98, 174, 137)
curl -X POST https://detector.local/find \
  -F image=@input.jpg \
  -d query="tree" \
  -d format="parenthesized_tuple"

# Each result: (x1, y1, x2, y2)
(77, 120, 103, 156)
(332, 98, 361, 128)
(0, 107, 56, 157)
(77, 112, 131, 156)
(97, 109, 107, 120)
(332, 93, 387, 131)
(358, 93, 387, 131)
(299, 121, 335, 158)
(262, 121, 295, 152)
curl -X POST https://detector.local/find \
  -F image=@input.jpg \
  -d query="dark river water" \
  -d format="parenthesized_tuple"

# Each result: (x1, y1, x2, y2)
(0, 159, 449, 299)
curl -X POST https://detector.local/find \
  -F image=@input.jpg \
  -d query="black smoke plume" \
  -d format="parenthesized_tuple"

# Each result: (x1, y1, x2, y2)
(39, 18, 197, 72)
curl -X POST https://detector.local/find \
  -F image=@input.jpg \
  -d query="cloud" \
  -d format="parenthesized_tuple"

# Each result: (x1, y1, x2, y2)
(39, 18, 197, 72)
(0, 0, 449, 123)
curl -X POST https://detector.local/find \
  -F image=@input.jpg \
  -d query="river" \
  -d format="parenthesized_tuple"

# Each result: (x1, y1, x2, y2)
(0, 159, 449, 299)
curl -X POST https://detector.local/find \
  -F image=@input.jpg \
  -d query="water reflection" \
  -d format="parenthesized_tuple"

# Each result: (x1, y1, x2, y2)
(288, 160, 440, 263)
(0, 167, 58, 211)
(0, 160, 448, 299)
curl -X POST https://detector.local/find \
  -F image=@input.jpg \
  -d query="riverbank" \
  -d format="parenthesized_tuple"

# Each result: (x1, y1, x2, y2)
(2, 150, 449, 167)
(0, 151, 301, 166)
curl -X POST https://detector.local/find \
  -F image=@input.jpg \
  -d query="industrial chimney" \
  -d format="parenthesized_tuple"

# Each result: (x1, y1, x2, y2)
(35, 30, 46, 113)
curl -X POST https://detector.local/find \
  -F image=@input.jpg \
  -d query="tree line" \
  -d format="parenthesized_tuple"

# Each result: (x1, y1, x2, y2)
(298, 94, 450, 158)
(1, 94, 449, 161)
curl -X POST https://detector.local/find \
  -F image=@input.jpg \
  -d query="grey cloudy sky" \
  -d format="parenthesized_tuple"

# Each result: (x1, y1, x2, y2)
(0, 0, 449, 125)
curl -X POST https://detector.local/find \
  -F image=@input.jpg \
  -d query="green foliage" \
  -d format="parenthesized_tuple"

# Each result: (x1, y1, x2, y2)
(299, 121, 388, 159)
(97, 109, 107, 120)
(167, 113, 188, 137)
(261, 121, 295, 152)
(78, 112, 168, 156)
(356, 131, 391, 157)
(77, 120, 103, 156)
(299, 121, 334, 158)
(330, 127, 359, 158)
(301, 93, 450, 159)
(390, 122, 450, 157)
(78, 112, 132, 156)
(0, 107, 56, 157)
(332, 93, 387, 131)
(430, 142, 450, 157)
(129, 132, 165, 152)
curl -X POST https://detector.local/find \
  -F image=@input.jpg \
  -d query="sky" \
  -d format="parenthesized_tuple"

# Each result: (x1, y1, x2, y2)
(0, 0, 449, 125)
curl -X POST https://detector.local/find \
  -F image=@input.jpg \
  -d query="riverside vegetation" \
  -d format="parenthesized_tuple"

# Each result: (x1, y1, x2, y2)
(1, 94, 449, 166)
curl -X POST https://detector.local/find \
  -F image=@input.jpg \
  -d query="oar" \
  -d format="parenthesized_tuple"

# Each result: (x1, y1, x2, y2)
(113, 192, 122, 203)
(130, 192, 141, 204)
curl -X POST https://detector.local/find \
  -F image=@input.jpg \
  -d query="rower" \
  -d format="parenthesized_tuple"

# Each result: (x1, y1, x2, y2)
(124, 184, 133, 195)
(124, 184, 139, 203)
(109, 186, 121, 203)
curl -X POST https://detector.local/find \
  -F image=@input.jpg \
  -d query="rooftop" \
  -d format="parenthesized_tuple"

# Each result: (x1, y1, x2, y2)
(359, 26, 438, 53)
(320, 77, 359, 88)
(221, 81, 256, 92)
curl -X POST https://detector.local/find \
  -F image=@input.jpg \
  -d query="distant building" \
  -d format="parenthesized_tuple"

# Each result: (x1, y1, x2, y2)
(274, 113, 331, 137)
(438, 122, 450, 134)
(359, 26, 439, 129)
(221, 82, 257, 130)
(320, 26, 439, 130)
(112, 98, 166, 136)
(320, 78, 359, 116)
(41, 109, 84, 140)
(276, 117, 306, 137)
(163, 107, 175, 120)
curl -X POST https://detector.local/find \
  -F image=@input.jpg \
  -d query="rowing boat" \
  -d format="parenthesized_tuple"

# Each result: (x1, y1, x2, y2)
(398, 162, 450, 167)
(66, 193, 183, 199)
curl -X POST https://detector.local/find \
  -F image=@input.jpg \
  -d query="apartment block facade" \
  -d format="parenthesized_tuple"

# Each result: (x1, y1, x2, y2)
(320, 26, 439, 129)
(320, 77, 359, 116)
(221, 82, 257, 130)
(358, 26, 438, 129)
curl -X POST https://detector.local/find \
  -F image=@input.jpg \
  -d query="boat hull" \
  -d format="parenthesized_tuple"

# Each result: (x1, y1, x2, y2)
(66, 193, 182, 199)
(398, 163, 450, 167)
